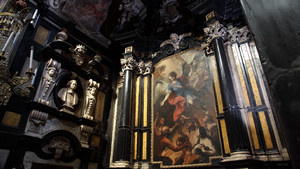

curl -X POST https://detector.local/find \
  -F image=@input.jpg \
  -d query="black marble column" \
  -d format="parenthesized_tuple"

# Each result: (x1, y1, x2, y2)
(213, 37, 251, 154)
(115, 49, 135, 163)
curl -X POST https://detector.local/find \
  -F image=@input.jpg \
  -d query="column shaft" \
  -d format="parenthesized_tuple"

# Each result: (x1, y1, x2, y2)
(213, 37, 250, 153)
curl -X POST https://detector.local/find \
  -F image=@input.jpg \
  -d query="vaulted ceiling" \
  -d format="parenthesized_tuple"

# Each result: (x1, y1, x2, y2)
(41, 0, 244, 58)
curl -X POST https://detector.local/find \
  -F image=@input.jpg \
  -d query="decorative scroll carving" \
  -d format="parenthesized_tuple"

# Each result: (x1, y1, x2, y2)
(80, 125, 93, 148)
(36, 59, 61, 105)
(143, 61, 152, 75)
(49, 136, 71, 160)
(29, 110, 48, 125)
(72, 44, 86, 66)
(160, 33, 191, 51)
(83, 79, 100, 120)
(228, 26, 250, 43)
(120, 56, 136, 77)
(58, 79, 79, 114)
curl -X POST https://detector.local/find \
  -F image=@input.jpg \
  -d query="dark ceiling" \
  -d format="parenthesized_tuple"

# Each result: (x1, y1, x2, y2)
(41, 0, 244, 58)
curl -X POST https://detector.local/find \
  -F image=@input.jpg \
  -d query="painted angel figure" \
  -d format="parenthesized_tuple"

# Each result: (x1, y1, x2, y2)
(160, 71, 196, 122)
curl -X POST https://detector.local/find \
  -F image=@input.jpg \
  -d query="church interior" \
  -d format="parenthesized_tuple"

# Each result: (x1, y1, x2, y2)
(0, 0, 299, 169)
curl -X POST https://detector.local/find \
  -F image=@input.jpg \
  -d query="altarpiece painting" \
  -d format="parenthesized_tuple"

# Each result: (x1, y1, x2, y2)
(152, 48, 222, 167)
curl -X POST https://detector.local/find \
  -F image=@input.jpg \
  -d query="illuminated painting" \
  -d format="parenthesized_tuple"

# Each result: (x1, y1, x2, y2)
(153, 48, 221, 167)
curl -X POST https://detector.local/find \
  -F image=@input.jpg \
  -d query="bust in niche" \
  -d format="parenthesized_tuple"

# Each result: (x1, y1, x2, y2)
(83, 79, 100, 120)
(58, 79, 79, 114)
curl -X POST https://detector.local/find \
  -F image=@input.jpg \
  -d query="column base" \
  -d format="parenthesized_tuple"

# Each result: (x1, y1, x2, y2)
(132, 162, 151, 169)
(221, 151, 252, 162)
(111, 161, 131, 168)
(280, 148, 290, 161)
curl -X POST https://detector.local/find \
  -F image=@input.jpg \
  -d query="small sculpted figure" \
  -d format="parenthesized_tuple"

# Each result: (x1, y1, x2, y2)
(83, 79, 100, 120)
(36, 59, 61, 105)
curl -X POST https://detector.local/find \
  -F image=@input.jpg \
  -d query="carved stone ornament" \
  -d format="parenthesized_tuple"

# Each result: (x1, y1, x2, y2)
(35, 59, 61, 105)
(83, 79, 100, 120)
(29, 110, 48, 125)
(160, 33, 191, 51)
(204, 20, 227, 41)
(143, 61, 152, 75)
(120, 56, 136, 77)
(228, 26, 250, 43)
(72, 44, 87, 66)
(55, 28, 68, 41)
(137, 60, 145, 75)
(49, 136, 71, 160)
(80, 125, 93, 147)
